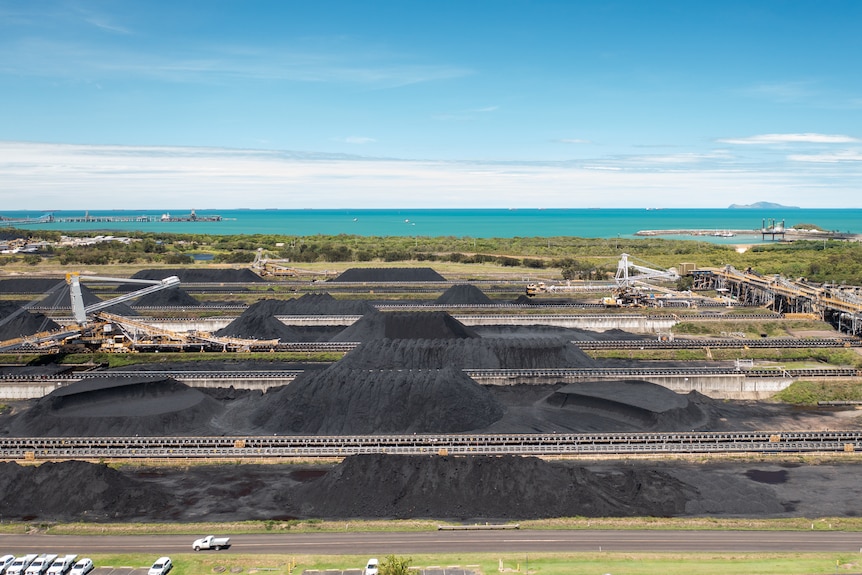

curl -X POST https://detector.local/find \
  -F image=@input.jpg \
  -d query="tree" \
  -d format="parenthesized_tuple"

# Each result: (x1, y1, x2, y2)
(379, 554, 412, 575)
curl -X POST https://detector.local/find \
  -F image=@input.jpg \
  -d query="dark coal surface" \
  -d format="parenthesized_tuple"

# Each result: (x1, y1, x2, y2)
(0, 461, 172, 521)
(5, 456, 862, 522)
(335, 338, 595, 369)
(216, 296, 376, 340)
(128, 268, 265, 283)
(251, 365, 504, 434)
(5, 376, 223, 437)
(0, 302, 60, 340)
(0, 278, 66, 294)
(287, 454, 693, 520)
(333, 268, 446, 282)
(133, 287, 200, 307)
(435, 284, 492, 305)
(275, 293, 376, 315)
(333, 311, 480, 341)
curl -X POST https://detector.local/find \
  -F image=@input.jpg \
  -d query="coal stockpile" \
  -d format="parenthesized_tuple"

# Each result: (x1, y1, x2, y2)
(333, 267, 446, 282)
(275, 293, 376, 315)
(217, 295, 376, 341)
(0, 277, 65, 294)
(5, 376, 222, 437)
(251, 365, 504, 434)
(543, 381, 707, 430)
(288, 454, 694, 520)
(0, 301, 60, 340)
(34, 283, 137, 316)
(335, 338, 595, 370)
(333, 310, 479, 341)
(0, 460, 173, 521)
(128, 268, 265, 283)
(434, 284, 492, 305)
(133, 287, 201, 307)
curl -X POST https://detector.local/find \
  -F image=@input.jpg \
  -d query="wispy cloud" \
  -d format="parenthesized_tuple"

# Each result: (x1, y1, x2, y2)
(719, 133, 859, 145)
(336, 136, 377, 145)
(789, 150, 862, 163)
(557, 138, 592, 145)
(739, 81, 817, 104)
(0, 36, 471, 88)
(1, 141, 860, 209)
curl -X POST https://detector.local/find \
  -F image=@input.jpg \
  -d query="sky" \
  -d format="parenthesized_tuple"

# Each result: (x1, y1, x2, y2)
(1, 0, 861, 210)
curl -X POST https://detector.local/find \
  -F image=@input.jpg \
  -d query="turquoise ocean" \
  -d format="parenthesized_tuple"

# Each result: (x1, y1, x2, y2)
(2, 208, 861, 242)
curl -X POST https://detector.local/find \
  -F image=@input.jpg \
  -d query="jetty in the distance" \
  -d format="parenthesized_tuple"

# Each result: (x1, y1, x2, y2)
(1, 210, 222, 225)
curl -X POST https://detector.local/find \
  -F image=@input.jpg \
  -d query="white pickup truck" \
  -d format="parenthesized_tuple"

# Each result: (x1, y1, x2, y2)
(192, 535, 231, 551)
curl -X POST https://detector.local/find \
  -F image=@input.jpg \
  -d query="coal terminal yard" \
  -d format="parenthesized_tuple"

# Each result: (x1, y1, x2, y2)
(2, 266, 862, 523)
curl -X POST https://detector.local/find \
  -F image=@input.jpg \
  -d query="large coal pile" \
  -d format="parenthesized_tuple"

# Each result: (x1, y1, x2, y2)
(133, 287, 200, 307)
(6, 376, 222, 436)
(288, 454, 694, 520)
(0, 301, 60, 340)
(333, 310, 479, 341)
(0, 461, 173, 521)
(0, 277, 66, 294)
(128, 268, 265, 283)
(34, 283, 137, 316)
(276, 293, 376, 315)
(333, 268, 446, 282)
(336, 338, 595, 370)
(216, 295, 376, 341)
(435, 284, 492, 305)
(251, 365, 504, 434)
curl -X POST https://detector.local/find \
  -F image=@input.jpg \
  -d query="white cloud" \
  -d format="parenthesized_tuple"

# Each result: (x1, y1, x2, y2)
(719, 133, 859, 145)
(789, 150, 862, 163)
(0, 141, 859, 209)
(557, 138, 592, 145)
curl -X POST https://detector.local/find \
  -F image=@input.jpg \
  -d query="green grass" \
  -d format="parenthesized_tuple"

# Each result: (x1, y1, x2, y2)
(773, 379, 862, 405)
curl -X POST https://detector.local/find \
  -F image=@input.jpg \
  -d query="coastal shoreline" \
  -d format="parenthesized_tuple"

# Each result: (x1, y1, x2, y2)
(636, 228, 862, 241)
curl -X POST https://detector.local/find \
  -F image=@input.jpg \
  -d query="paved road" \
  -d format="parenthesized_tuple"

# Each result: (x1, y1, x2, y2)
(2, 530, 862, 555)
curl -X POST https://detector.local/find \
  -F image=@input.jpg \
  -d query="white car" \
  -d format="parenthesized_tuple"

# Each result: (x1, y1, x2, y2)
(147, 557, 172, 575)
(25, 556, 57, 575)
(5, 555, 38, 575)
(1, 556, 16, 575)
(46, 556, 77, 575)
(67, 560, 93, 575)
(363, 558, 379, 575)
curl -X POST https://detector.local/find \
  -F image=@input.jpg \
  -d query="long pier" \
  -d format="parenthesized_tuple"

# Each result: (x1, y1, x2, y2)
(1, 211, 221, 224)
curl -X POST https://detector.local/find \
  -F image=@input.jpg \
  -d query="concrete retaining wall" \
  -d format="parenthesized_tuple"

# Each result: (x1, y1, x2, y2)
(1, 372, 791, 400)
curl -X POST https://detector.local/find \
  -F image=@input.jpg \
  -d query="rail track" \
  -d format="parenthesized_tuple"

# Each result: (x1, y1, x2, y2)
(1, 366, 859, 384)
(2, 430, 860, 460)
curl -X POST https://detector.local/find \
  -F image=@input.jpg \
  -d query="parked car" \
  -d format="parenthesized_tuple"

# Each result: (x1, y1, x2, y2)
(1, 555, 16, 575)
(147, 557, 172, 575)
(5, 555, 37, 575)
(46, 556, 77, 575)
(67, 559, 93, 575)
(25, 555, 57, 575)
(363, 558, 379, 575)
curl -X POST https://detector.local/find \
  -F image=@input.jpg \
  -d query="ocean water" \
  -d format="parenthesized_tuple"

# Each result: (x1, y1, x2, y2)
(2, 208, 861, 241)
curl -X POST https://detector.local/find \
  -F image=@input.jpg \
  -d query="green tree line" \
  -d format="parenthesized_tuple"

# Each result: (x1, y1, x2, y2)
(4, 227, 862, 284)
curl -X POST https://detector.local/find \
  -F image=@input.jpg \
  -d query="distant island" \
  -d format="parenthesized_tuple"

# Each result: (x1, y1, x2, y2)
(728, 201, 801, 209)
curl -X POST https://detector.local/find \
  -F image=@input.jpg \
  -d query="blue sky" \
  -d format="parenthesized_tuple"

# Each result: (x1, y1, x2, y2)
(1, 0, 861, 209)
